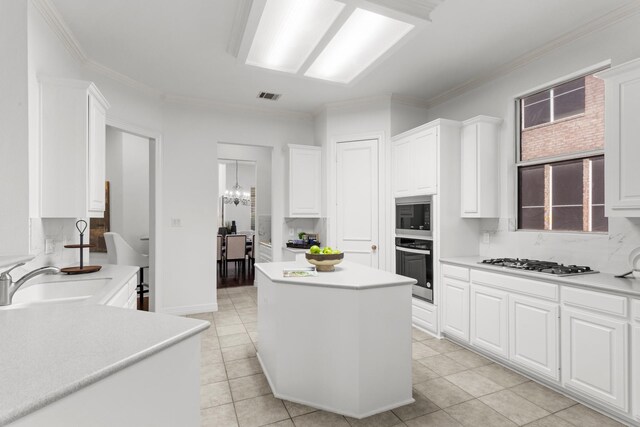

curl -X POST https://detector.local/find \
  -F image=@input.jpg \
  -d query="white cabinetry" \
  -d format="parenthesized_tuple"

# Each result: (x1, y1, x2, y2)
(39, 78, 109, 218)
(107, 272, 138, 309)
(561, 288, 629, 411)
(470, 284, 509, 358)
(287, 145, 322, 217)
(597, 58, 640, 217)
(632, 299, 640, 421)
(509, 295, 559, 380)
(392, 127, 437, 197)
(412, 297, 437, 335)
(441, 264, 470, 342)
(460, 116, 502, 218)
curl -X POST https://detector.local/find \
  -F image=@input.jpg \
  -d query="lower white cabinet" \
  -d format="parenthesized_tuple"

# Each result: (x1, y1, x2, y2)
(633, 300, 640, 421)
(470, 284, 509, 358)
(441, 277, 469, 342)
(107, 273, 138, 309)
(412, 297, 437, 334)
(561, 308, 628, 411)
(509, 295, 559, 380)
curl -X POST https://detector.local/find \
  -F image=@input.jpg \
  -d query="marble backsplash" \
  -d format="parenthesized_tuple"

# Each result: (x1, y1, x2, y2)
(27, 218, 86, 270)
(479, 216, 640, 274)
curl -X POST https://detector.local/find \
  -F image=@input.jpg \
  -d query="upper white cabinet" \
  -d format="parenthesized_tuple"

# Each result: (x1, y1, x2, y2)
(39, 77, 109, 218)
(287, 144, 322, 217)
(392, 126, 437, 197)
(460, 116, 502, 218)
(597, 59, 640, 217)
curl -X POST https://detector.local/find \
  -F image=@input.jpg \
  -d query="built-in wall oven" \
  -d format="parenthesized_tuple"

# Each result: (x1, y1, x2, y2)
(395, 237, 433, 304)
(396, 197, 432, 237)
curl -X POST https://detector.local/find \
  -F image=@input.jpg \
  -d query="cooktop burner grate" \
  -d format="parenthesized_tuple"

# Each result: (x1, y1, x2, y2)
(480, 258, 598, 276)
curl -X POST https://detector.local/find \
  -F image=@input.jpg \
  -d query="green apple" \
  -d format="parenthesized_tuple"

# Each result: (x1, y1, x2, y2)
(332, 249, 341, 254)
(322, 247, 333, 254)
(309, 245, 321, 254)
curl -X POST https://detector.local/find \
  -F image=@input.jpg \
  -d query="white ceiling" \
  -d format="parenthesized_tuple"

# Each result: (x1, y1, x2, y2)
(50, 0, 635, 114)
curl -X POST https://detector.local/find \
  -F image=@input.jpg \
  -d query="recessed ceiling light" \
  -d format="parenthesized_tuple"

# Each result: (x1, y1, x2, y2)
(246, 0, 345, 74)
(305, 8, 414, 83)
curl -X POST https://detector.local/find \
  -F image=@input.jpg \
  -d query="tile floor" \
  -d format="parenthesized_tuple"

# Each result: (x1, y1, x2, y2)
(190, 286, 626, 427)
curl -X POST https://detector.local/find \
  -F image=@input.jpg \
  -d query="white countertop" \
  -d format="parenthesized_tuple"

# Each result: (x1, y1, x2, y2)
(283, 247, 308, 253)
(0, 304, 209, 425)
(256, 260, 416, 290)
(0, 254, 35, 269)
(440, 256, 640, 298)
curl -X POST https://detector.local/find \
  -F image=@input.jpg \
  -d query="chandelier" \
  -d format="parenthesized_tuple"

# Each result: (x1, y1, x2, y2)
(223, 160, 251, 206)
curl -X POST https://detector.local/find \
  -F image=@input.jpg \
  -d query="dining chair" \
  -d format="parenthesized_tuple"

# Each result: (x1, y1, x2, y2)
(225, 234, 247, 279)
(104, 232, 149, 310)
(246, 239, 255, 271)
(217, 234, 224, 277)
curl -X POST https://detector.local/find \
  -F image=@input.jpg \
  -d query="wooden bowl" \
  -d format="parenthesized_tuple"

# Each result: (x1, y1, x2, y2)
(305, 252, 344, 272)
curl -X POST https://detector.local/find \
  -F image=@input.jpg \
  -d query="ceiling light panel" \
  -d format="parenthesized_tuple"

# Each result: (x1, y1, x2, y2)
(305, 8, 414, 83)
(246, 0, 345, 74)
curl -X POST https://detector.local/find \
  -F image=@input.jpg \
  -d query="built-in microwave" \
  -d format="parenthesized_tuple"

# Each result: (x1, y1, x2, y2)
(395, 197, 432, 237)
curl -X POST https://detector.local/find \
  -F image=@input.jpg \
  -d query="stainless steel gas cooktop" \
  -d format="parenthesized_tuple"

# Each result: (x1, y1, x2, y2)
(479, 258, 598, 276)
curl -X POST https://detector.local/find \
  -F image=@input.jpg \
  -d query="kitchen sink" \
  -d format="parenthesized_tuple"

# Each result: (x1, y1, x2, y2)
(8, 278, 112, 307)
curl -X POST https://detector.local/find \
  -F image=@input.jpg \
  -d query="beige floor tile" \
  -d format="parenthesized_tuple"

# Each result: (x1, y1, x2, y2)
(283, 400, 317, 418)
(229, 373, 272, 401)
(413, 378, 474, 409)
(510, 382, 576, 413)
(292, 410, 350, 426)
(422, 339, 462, 354)
(345, 410, 401, 426)
(202, 349, 224, 365)
(244, 322, 258, 332)
(444, 399, 517, 427)
(412, 328, 434, 341)
(249, 331, 259, 343)
(218, 304, 240, 312)
(446, 349, 492, 369)
(220, 332, 253, 348)
(412, 361, 440, 384)
(240, 313, 258, 323)
(405, 410, 462, 427)
(218, 324, 248, 337)
(523, 414, 575, 427)
(223, 343, 257, 362)
(265, 420, 294, 427)
(201, 326, 219, 338)
(226, 356, 263, 379)
(417, 354, 468, 376)
(216, 315, 245, 327)
(189, 312, 214, 321)
(237, 306, 258, 315)
(234, 301, 257, 310)
(554, 404, 625, 427)
(202, 335, 221, 351)
(235, 394, 290, 427)
(479, 390, 549, 425)
(202, 361, 227, 385)
(413, 342, 440, 359)
(201, 381, 233, 409)
(444, 370, 504, 397)
(471, 364, 528, 388)
(392, 392, 439, 421)
(201, 402, 238, 427)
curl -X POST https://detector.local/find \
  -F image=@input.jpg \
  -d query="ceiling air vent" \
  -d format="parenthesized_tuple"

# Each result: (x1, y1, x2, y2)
(257, 91, 282, 101)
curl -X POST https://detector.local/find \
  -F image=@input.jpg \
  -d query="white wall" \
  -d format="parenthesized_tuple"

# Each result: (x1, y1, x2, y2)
(106, 127, 150, 254)
(425, 14, 640, 273)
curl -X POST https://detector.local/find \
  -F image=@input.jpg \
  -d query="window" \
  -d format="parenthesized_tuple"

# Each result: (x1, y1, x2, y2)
(517, 72, 607, 232)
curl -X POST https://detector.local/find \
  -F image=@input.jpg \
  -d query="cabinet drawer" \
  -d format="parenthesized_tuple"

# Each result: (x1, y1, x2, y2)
(632, 299, 640, 322)
(107, 283, 129, 308)
(128, 274, 138, 295)
(562, 287, 628, 317)
(412, 299, 437, 334)
(127, 293, 136, 310)
(471, 269, 558, 301)
(442, 264, 469, 281)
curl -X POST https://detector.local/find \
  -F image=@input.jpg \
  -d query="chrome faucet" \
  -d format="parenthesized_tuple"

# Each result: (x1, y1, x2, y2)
(0, 262, 61, 306)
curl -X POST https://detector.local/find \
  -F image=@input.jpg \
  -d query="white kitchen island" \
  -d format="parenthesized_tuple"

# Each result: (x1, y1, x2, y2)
(255, 260, 416, 419)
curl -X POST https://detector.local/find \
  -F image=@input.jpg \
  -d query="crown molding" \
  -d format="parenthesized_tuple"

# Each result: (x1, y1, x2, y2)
(364, 0, 445, 21)
(314, 94, 394, 116)
(84, 59, 163, 98)
(163, 94, 313, 122)
(390, 94, 430, 109)
(424, 2, 640, 109)
(31, 0, 87, 63)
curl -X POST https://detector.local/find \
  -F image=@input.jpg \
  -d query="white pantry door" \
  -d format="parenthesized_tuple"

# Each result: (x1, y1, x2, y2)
(336, 139, 379, 268)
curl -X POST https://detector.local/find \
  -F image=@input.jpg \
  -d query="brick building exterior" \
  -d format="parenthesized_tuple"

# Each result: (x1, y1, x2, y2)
(521, 75, 604, 161)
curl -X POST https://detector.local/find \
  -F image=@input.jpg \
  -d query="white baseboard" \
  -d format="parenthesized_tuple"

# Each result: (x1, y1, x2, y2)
(160, 303, 218, 316)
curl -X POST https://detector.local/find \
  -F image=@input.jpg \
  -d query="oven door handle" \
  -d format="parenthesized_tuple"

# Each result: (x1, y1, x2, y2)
(396, 247, 431, 255)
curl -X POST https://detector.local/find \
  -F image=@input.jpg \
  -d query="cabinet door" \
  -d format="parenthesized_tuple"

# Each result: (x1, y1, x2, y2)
(88, 95, 107, 216)
(442, 277, 469, 342)
(470, 284, 508, 358)
(289, 146, 321, 217)
(633, 325, 640, 421)
(392, 138, 412, 197)
(413, 129, 437, 195)
(461, 123, 478, 216)
(509, 295, 559, 380)
(561, 308, 628, 411)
